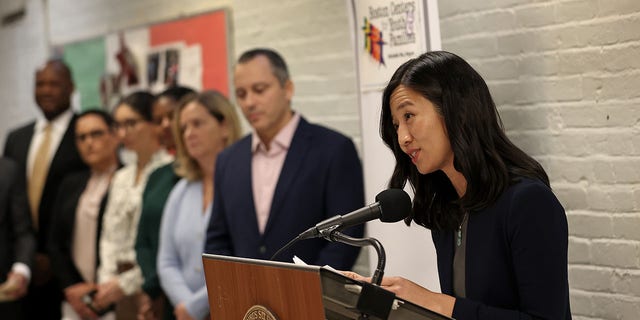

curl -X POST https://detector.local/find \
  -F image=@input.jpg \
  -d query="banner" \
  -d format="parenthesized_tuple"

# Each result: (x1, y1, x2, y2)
(354, 0, 434, 90)
(351, 0, 442, 291)
(61, 9, 231, 111)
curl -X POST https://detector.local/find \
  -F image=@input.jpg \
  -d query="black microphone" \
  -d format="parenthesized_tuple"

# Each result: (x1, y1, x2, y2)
(298, 188, 412, 240)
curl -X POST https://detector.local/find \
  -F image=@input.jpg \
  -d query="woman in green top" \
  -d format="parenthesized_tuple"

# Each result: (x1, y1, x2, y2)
(135, 86, 194, 320)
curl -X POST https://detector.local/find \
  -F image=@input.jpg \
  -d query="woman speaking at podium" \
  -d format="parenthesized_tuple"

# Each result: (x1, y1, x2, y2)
(348, 51, 571, 319)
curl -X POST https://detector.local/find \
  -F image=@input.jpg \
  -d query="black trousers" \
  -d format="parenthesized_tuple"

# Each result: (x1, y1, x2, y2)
(23, 279, 62, 320)
(0, 300, 24, 320)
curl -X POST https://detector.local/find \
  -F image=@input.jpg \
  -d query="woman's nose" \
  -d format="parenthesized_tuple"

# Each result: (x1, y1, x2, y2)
(397, 127, 412, 146)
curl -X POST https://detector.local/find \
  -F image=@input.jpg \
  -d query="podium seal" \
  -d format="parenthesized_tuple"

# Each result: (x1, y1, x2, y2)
(243, 305, 279, 320)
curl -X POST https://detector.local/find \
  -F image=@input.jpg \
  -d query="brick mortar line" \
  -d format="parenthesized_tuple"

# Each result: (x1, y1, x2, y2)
(566, 211, 640, 217)
(566, 211, 640, 219)
(440, 0, 592, 20)
(570, 288, 640, 301)
(554, 182, 640, 189)
(441, 10, 640, 41)
(439, 0, 587, 20)
(505, 126, 639, 135)
(567, 237, 640, 245)
(484, 69, 640, 85)
(463, 41, 640, 63)
(553, 181, 640, 189)
(497, 99, 640, 108)
(569, 264, 640, 275)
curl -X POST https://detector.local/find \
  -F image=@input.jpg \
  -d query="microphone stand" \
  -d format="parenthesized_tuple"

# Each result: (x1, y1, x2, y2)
(318, 228, 395, 320)
(319, 228, 386, 286)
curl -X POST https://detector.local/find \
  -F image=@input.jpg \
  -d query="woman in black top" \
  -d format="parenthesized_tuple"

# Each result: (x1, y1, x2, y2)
(349, 51, 571, 319)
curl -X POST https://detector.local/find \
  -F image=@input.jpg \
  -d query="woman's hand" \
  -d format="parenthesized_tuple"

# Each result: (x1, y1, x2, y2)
(64, 282, 98, 319)
(92, 278, 125, 310)
(137, 292, 158, 320)
(340, 271, 455, 317)
(379, 276, 454, 316)
(174, 303, 195, 320)
(341, 271, 368, 282)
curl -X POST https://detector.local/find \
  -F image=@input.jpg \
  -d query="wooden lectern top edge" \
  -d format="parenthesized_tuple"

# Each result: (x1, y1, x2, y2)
(202, 253, 320, 272)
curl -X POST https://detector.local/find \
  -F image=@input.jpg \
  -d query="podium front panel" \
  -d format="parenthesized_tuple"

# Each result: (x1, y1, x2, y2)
(203, 254, 453, 320)
(203, 254, 325, 319)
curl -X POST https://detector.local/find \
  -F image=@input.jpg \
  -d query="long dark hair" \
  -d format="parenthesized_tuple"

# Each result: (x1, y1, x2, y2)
(380, 51, 549, 230)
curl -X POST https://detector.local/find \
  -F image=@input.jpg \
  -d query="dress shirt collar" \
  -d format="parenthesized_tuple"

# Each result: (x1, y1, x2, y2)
(35, 108, 74, 134)
(251, 112, 301, 154)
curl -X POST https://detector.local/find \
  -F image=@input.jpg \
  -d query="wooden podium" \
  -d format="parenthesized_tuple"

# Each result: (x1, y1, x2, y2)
(203, 254, 452, 320)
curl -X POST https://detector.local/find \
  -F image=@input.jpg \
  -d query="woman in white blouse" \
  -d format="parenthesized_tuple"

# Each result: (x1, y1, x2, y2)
(157, 91, 241, 320)
(92, 91, 172, 319)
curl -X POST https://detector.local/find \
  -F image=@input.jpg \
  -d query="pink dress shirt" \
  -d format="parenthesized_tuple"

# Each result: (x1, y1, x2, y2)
(251, 112, 301, 234)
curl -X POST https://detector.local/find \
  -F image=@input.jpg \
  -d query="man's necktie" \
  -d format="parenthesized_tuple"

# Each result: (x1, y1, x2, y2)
(28, 124, 53, 230)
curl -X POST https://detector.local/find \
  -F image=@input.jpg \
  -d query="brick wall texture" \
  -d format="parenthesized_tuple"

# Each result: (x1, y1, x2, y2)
(1, 0, 639, 318)
(439, 1, 640, 319)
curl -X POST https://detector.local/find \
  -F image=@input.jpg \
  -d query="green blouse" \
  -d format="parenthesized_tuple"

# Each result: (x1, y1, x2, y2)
(135, 162, 179, 298)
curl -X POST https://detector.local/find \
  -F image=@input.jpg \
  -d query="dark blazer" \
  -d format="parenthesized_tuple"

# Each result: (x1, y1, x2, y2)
(205, 117, 365, 270)
(0, 157, 36, 282)
(3, 115, 87, 252)
(432, 178, 571, 320)
(48, 169, 111, 289)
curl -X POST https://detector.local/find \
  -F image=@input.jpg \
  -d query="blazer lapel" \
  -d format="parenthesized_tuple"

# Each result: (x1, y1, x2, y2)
(263, 118, 311, 236)
(13, 123, 35, 170)
(434, 229, 455, 294)
(46, 114, 77, 182)
(239, 136, 261, 237)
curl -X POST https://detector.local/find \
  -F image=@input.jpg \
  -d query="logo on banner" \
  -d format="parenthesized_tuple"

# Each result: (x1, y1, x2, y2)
(363, 18, 386, 65)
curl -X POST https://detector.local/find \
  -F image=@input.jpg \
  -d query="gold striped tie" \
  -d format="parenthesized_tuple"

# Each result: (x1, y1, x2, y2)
(28, 124, 53, 230)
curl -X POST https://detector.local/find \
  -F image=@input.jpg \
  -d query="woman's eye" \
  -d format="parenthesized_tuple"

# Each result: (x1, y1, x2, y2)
(392, 122, 399, 130)
(403, 113, 413, 120)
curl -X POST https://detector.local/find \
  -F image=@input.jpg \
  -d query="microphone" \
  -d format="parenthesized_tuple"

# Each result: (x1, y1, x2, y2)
(298, 188, 412, 240)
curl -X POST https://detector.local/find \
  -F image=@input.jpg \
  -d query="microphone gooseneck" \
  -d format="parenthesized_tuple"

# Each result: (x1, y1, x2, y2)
(271, 188, 412, 262)
(328, 231, 386, 286)
(298, 188, 412, 241)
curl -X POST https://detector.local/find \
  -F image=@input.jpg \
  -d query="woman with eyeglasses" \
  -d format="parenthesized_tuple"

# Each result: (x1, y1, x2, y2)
(92, 91, 172, 319)
(49, 110, 121, 320)
(156, 91, 241, 320)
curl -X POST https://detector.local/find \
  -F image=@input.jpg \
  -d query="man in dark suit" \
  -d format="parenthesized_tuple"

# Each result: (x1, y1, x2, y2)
(205, 48, 365, 270)
(3, 59, 87, 319)
(0, 157, 36, 320)
(49, 110, 120, 319)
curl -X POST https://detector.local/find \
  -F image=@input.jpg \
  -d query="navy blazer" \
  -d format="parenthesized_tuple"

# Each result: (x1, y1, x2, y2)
(432, 178, 571, 320)
(205, 117, 365, 270)
(0, 157, 36, 282)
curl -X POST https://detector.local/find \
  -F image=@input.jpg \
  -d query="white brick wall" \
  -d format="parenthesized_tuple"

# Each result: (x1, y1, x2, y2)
(0, 0, 49, 148)
(1, 0, 639, 318)
(440, 1, 640, 319)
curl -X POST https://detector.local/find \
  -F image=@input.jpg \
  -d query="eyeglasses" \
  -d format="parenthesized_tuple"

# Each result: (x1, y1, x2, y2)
(113, 118, 144, 131)
(76, 129, 108, 142)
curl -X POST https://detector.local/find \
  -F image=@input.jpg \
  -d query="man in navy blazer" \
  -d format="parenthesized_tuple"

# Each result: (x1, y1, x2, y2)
(205, 48, 365, 270)
(0, 157, 36, 319)
(3, 59, 87, 319)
